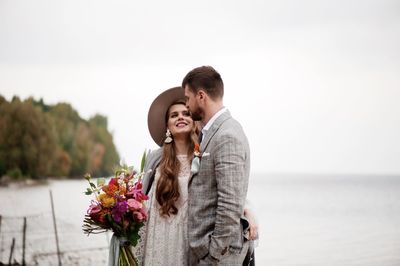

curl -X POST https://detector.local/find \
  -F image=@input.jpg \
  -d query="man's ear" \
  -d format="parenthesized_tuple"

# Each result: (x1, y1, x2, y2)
(198, 89, 206, 100)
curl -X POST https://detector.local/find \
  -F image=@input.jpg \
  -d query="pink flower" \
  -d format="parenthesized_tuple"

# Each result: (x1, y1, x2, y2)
(127, 199, 142, 211)
(127, 181, 149, 201)
(133, 208, 147, 222)
(87, 200, 101, 215)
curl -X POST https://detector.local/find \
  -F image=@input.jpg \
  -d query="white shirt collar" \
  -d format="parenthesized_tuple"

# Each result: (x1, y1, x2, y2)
(201, 107, 228, 140)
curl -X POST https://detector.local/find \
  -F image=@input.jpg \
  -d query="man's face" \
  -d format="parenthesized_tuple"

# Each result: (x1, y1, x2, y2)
(184, 85, 203, 121)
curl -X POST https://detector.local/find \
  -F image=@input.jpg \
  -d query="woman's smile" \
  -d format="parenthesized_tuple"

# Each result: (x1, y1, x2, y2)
(175, 121, 188, 128)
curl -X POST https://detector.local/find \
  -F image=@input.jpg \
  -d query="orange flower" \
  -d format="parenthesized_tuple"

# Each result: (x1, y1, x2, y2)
(119, 185, 127, 195)
(99, 193, 115, 208)
(194, 143, 201, 157)
(103, 184, 119, 196)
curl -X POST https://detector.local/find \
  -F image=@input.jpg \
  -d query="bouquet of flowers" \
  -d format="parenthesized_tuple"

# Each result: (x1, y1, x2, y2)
(83, 153, 148, 266)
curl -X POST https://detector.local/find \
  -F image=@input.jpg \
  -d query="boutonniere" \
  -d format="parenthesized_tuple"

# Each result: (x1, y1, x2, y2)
(194, 143, 201, 158)
(191, 143, 201, 174)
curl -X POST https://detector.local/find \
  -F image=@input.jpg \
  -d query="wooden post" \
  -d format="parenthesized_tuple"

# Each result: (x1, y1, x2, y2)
(22, 217, 27, 266)
(8, 237, 15, 265)
(50, 190, 62, 266)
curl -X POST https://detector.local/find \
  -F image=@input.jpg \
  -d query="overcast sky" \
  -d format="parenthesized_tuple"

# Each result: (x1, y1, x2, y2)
(1, 0, 399, 175)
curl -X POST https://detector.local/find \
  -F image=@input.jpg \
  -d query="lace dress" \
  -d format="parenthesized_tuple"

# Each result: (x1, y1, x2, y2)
(141, 155, 190, 266)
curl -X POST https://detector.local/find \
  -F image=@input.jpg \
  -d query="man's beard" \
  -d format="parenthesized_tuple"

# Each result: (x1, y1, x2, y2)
(190, 106, 203, 121)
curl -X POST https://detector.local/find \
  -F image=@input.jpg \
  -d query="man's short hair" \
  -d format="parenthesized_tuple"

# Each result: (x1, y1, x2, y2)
(182, 66, 224, 100)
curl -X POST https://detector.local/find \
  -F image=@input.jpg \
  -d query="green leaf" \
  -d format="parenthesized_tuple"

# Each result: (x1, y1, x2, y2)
(127, 222, 143, 247)
(140, 150, 147, 173)
(84, 188, 92, 195)
(115, 168, 128, 176)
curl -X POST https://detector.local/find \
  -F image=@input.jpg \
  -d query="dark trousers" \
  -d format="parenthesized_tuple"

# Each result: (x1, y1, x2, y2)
(243, 248, 255, 265)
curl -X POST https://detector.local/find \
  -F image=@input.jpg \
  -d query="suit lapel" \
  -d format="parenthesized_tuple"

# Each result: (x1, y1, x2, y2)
(200, 110, 231, 153)
(189, 111, 232, 184)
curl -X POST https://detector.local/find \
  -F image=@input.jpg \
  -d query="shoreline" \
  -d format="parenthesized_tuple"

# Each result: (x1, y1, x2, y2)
(0, 175, 107, 188)
(0, 176, 49, 187)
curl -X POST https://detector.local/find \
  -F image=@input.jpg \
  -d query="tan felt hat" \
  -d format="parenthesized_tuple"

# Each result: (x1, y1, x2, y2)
(147, 86, 185, 146)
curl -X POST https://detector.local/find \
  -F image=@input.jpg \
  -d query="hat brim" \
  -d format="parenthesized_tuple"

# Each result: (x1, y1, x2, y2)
(148, 87, 186, 146)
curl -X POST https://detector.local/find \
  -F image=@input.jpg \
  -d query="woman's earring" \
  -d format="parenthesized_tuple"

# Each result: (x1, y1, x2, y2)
(164, 129, 173, 144)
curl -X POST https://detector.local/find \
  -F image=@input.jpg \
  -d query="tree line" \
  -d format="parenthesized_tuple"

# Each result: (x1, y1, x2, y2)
(0, 95, 120, 180)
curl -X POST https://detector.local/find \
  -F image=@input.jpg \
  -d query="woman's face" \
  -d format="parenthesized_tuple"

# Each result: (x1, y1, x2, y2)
(167, 103, 193, 138)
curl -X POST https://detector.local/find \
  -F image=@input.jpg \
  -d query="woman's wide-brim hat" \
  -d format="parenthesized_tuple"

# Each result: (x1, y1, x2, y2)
(148, 86, 186, 146)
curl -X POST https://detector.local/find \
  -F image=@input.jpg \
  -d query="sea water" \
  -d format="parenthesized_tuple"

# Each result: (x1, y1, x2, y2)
(1, 174, 399, 265)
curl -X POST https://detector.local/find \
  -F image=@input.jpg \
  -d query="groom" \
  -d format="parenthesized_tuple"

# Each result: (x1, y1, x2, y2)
(183, 66, 251, 265)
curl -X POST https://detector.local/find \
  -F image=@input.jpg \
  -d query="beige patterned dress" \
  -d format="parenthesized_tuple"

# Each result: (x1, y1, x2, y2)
(141, 154, 190, 266)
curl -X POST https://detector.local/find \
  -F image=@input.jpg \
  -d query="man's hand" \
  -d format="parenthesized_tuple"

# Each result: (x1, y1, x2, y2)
(244, 208, 259, 240)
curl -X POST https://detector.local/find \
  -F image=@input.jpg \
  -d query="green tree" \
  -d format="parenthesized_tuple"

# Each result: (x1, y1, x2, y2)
(47, 103, 83, 176)
(88, 114, 119, 177)
(0, 99, 58, 178)
(0, 95, 6, 105)
(0, 96, 120, 179)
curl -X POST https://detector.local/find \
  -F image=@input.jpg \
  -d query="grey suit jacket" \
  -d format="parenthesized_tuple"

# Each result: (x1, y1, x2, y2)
(188, 110, 250, 265)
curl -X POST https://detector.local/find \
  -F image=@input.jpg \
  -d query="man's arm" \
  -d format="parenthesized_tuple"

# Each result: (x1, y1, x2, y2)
(209, 133, 249, 260)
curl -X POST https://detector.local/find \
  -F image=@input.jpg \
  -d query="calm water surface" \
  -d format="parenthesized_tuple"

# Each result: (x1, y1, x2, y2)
(1, 174, 399, 265)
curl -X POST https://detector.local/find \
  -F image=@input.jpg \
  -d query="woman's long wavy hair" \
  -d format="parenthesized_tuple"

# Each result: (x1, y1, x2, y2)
(156, 101, 198, 217)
